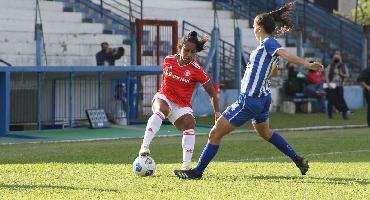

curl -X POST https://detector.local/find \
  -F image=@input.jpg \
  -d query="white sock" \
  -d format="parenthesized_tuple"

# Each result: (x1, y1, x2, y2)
(182, 129, 195, 170)
(141, 112, 165, 148)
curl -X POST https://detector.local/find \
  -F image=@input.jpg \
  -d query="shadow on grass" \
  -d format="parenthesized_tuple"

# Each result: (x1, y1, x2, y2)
(247, 175, 370, 186)
(0, 183, 119, 192)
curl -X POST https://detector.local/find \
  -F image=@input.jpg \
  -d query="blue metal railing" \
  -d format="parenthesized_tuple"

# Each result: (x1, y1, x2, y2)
(296, 2, 363, 65)
(74, 0, 142, 29)
(96, 0, 142, 22)
(182, 20, 250, 89)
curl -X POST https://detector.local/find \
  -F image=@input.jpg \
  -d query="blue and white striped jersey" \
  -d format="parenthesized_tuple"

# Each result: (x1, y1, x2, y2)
(241, 37, 282, 97)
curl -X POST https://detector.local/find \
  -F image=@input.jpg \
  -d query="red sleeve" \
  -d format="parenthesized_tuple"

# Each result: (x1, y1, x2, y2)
(197, 67, 210, 85)
(162, 57, 168, 68)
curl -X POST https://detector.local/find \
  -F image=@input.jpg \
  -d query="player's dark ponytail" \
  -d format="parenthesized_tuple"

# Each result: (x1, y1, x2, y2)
(256, 2, 295, 36)
(178, 31, 208, 53)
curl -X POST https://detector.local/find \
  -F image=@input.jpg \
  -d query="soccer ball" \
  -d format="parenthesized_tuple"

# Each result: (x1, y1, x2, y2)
(132, 156, 156, 177)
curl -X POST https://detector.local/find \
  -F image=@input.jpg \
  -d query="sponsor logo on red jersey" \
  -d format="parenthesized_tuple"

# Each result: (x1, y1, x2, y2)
(164, 70, 190, 83)
(184, 70, 191, 77)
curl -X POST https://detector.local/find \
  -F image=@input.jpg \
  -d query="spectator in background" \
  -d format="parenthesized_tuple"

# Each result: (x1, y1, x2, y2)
(107, 83, 127, 126)
(284, 62, 305, 97)
(325, 51, 350, 119)
(357, 56, 370, 127)
(96, 42, 124, 66)
(303, 68, 326, 112)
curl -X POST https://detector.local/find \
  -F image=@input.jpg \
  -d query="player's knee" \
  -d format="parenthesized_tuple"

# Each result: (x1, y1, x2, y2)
(208, 128, 222, 143)
(152, 101, 170, 116)
(181, 116, 196, 130)
(152, 107, 169, 117)
(257, 129, 272, 140)
(183, 122, 195, 130)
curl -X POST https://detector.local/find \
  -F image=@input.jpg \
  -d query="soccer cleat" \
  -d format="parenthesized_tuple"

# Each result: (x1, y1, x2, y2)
(139, 146, 150, 156)
(295, 156, 309, 175)
(174, 169, 202, 180)
(342, 111, 349, 120)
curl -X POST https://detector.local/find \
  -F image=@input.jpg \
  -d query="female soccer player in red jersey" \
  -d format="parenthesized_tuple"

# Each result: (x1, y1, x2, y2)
(138, 31, 221, 170)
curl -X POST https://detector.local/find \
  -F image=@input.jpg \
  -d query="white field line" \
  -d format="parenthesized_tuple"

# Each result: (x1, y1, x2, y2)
(230, 124, 368, 134)
(224, 149, 370, 162)
(0, 125, 367, 145)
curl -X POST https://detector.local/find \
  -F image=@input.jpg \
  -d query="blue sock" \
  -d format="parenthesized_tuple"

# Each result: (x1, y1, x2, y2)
(269, 132, 299, 163)
(193, 143, 219, 175)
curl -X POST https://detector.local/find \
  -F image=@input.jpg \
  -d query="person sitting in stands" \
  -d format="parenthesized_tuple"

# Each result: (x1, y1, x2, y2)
(303, 68, 326, 112)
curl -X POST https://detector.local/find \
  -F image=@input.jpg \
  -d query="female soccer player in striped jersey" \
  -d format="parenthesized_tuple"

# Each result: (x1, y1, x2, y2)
(174, 2, 324, 179)
(138, 31, 221, 170)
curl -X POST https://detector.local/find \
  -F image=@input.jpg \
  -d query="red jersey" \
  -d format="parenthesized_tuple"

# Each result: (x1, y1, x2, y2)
(159, 55, 210, 107)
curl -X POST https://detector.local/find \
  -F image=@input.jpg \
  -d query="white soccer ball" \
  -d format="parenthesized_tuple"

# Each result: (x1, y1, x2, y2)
(132, 156, 156, 177)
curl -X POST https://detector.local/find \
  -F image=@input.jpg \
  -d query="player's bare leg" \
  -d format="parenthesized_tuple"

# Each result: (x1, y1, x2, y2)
(139, 98, 170, 156)
(253, 121, 309, 175)
(174, 114, 196, 170)
(208, 116, 236, 145)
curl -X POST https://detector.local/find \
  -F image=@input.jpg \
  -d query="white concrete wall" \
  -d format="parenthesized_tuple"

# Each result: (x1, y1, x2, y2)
(0, 0, 65, 10)
(0, 19, 105, 33)
(1, 8, 83, 23)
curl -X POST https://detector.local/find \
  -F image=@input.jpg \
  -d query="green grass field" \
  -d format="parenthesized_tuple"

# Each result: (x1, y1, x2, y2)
(1, 126, 369, 199)
(197, 108, 368, 129)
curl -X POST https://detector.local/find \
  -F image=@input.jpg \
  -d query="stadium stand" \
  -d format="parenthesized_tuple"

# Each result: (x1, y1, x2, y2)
(0, 0, 130, 66)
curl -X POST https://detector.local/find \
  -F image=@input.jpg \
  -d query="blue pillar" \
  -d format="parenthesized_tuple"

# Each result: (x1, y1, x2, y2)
(363, 36, 368, 70)
(130, 22, 137, 65)
(234, 27, 242, 92)
(51, 80, 56, 125)
(0, 72, 10, 135)
(35, 24, 44, 66)
(126, 74, 131, 125)
(37, 72, 42, 130)
(212, 28, 220, 92)
(98, 72, 103, 108)
(297, 30, 303, 57)
(69, 72, 73, 128)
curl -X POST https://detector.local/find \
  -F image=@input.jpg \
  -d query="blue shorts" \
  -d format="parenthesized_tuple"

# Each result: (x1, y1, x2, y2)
(222, 94, 271, 127)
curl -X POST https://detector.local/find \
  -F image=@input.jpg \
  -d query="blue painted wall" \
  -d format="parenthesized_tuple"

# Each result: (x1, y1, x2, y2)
(344, 86, 364, 109)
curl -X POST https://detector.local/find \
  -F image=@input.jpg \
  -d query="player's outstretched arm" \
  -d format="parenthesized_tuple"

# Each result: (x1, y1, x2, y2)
(202, 81, 221, 122)
(276, 49, 323, 71)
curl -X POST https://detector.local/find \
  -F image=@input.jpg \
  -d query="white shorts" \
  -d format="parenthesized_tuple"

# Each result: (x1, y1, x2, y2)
(152, 93, 194, 124)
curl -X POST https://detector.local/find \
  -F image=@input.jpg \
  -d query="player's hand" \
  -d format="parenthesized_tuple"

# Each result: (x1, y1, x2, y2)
(308, 62, 324, 72)
(214, 112, 222, 122)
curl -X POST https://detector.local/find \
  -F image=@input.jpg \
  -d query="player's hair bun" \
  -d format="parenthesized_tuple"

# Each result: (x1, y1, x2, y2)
(178, 30, 208, 53)
(189, 31, 198, 38)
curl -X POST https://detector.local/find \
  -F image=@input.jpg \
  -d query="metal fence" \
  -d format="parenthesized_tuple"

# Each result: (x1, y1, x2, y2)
(0, 66, 162, 134)
(9, 72, 120, 130)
